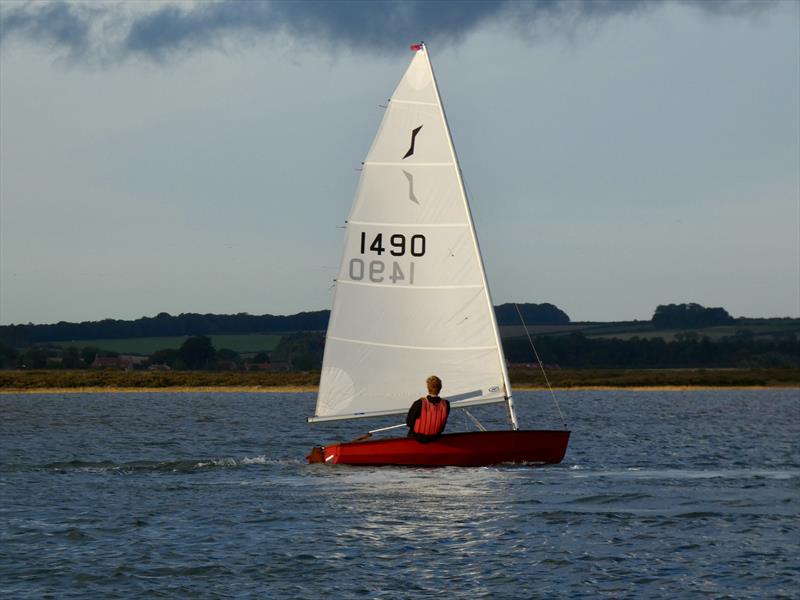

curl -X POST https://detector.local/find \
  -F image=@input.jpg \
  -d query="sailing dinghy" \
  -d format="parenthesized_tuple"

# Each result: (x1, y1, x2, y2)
(307, 43, 570, 466)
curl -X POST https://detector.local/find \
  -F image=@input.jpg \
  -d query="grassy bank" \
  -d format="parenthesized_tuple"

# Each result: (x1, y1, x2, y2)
(1, 368, 799, 392)
(0, 370, 319, 391)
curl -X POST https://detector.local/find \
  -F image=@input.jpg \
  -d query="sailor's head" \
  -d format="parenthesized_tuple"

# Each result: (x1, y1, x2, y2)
(426, 375, 442, 395)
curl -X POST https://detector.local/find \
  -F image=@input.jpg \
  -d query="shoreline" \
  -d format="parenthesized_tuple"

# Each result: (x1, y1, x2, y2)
(2, 384, 797, 394)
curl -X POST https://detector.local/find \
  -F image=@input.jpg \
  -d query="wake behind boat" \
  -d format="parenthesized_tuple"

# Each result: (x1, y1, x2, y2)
(307, 43, 570, 467)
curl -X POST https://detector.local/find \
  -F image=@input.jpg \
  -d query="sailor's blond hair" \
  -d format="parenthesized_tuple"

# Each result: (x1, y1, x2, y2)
(426, 375, 442, 394)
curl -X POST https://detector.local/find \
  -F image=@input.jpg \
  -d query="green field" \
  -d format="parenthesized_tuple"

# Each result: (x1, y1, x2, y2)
(47, 334, 283, 356)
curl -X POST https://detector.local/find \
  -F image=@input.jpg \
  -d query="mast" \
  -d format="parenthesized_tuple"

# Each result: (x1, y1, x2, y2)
(421, 43, 519, 430)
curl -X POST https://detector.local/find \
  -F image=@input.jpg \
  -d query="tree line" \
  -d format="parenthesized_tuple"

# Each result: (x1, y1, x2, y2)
(652, 303, 734, 329)
(2, 302, 797, 371)
(3, 330, 798, 371)
(503, 333, 800, 369)
(0, 310, 332, 346)
(0, 303, 746, 348)
(0, 303, 751, 348)
(0, 333, 325, 372)
(143, 332, 325, 371)
(0, 303, 571, 346)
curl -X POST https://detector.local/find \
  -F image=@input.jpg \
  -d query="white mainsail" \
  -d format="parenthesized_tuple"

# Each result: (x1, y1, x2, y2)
(310, 45, 515, 424)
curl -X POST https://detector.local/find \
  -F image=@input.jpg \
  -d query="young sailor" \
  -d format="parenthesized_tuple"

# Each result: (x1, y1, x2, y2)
(406, 375, 451, 443)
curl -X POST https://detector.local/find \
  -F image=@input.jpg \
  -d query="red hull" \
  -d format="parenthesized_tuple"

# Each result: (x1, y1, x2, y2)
(308, 430, 570, 467)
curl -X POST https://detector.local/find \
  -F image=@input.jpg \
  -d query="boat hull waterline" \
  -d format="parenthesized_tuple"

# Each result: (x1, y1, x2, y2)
(307, 430, 571, 467)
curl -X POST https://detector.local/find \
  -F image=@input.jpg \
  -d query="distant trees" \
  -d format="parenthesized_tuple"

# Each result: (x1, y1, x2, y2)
(81, 347, 100, 366)
(144, 339, 241, 370)
(652, 303, 734, 329)
(177, 336, 216, 370)
(2, 332, 797, 371)
(216, 348, 241, 362)
(251, 352, 270, 364)
(1, 304, 575, 346)
(273, 332, 325, 370)
(0, 342, 19, 369)
(495, 303, 570, 326)
(61, 347, 83, 369)
(503, 333, 800, 368)
(21, 347, 48, 369)
(147, 348, 179, 369)
(0, 310, 332, 346)
(4, 302, 798, 372)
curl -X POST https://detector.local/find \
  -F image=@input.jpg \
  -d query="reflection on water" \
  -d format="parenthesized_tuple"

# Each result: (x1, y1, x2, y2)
(0, 390, 798, 599)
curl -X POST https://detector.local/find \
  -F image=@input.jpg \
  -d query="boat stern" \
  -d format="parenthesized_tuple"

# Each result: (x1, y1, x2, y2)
(306, 446, 325, 463)
(306, 444, 341, 464)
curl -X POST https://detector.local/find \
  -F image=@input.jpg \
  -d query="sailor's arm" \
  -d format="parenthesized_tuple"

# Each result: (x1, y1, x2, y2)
(406, 398, 423, 428)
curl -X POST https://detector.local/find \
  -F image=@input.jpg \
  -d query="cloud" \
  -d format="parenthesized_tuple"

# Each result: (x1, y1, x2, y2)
(0, 1, 92, 57)
(0, 0, 781, 63)
(123, 1, 509, 59)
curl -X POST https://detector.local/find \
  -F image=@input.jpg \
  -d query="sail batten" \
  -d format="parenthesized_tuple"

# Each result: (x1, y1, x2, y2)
(327, 335, 496, 352)
(389, 99, 440, 107)
(364, 161, 454, 166)
(347, 220, 467, 228)
(337, 280, 483, 291)
(312, 45, 512, 424)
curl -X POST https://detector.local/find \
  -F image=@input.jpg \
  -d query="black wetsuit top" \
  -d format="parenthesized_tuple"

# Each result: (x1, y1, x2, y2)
(406, 395, 451, 443)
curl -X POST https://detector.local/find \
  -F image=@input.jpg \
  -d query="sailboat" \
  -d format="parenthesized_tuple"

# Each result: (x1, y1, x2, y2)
(307, 43, 570, 466)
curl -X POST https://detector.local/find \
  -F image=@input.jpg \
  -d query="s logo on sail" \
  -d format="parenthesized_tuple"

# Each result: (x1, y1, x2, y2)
(403, 125, 423, 159)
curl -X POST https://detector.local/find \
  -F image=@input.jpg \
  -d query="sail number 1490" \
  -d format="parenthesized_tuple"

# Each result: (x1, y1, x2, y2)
(349, 232, 426, 285)
(359, 233, 426, 257)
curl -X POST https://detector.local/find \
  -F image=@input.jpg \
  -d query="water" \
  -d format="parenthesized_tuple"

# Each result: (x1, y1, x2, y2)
(1, 390, 797, 599)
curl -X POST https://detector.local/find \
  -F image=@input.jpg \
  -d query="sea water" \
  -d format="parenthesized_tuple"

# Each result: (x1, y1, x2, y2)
(1, 390, 797, 599)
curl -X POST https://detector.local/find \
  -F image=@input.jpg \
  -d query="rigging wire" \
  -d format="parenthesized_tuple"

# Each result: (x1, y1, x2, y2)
(514, 303, 568, 429)
(463, 409, 487, 432)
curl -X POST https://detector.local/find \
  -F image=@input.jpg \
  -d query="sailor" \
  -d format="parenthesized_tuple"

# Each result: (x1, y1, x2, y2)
(406, 375, 450, 443)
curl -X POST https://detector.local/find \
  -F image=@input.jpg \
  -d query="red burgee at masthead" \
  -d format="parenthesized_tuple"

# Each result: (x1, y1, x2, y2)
(410, 43, 423, 51)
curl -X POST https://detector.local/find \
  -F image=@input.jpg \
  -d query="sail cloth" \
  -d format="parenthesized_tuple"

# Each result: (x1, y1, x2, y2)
(311, 46, 511, 423)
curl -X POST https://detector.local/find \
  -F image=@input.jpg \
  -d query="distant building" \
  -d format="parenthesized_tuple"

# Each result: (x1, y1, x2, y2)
(147, 363, 172, 371)
(90, 356, 145, 371)
(244, 361, 290, 372)
(91, 356, 130, 370)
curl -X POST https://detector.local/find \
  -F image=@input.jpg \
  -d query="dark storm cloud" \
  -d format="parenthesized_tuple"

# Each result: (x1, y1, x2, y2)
(123, 0, 510, 59)
(0, 0, 779, 61)
(0, 1, 91, 56)
(121, 0, 779, 59)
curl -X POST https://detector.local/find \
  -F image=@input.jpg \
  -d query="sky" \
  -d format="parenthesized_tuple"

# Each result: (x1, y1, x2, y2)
(0, 0, 798, 325)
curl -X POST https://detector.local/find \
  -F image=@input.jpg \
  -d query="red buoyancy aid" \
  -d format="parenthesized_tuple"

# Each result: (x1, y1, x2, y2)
(413, 396, 448, 436)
